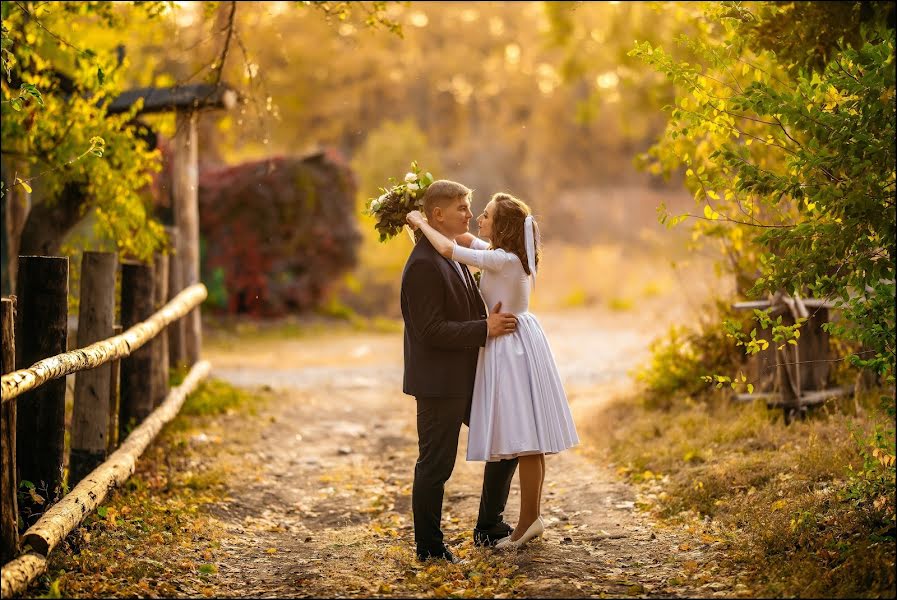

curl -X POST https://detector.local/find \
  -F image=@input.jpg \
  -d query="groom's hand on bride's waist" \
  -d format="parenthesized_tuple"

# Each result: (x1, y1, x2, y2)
(487, 301, 517, 338)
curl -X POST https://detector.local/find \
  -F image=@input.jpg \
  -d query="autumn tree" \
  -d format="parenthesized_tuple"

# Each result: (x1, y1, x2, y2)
(1, 0, 168, 293)
(628, 1, 894, 384)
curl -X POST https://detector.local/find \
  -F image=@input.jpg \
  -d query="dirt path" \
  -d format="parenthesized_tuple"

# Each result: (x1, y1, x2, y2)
(193, 308, 714, 597)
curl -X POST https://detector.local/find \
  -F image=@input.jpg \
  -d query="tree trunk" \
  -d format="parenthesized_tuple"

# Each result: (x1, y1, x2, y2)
(17, 182, 88, 257)
(2, 159, 31, 296)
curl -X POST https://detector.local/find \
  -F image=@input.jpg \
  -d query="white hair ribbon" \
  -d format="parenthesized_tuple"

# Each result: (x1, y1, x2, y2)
(524, 214, 537, 289)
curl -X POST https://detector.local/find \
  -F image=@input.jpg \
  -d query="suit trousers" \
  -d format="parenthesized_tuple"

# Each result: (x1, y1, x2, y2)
(413, 395, 518, 552)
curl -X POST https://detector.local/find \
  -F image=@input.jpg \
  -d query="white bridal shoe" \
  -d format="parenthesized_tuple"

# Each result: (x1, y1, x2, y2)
(494, 516, 545, 550)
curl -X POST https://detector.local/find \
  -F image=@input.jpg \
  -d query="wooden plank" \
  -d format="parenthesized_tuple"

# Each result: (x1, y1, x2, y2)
(15, 256, 68, 514)
(734, 387, 852, 407)
(119, 261, 154, 441)
(732, 392, 778, 403)
(732, 300, 772, 310)
(70, 252, 117, 486)
(0, 284, 206, 402)
(21, 361, 211, 557)
(798, 387, 853, 405)
(173, 110, 202, 366)
(800, 307, 831, 392)
(1, 297, 18, 564)
(734, 298, 836, 310)
(107, 83, 238, 115)
(801, 298, 837, 309)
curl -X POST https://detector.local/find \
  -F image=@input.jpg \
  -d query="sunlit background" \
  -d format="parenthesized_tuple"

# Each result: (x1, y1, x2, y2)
(8, 1, 724, 324)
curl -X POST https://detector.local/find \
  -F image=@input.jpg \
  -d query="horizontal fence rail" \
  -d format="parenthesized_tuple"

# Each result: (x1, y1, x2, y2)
(1, 284, 206, 403)
(0, 360, 211, 597)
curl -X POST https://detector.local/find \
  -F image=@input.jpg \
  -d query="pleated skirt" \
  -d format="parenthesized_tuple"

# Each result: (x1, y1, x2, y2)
(466, 312, 580, 462)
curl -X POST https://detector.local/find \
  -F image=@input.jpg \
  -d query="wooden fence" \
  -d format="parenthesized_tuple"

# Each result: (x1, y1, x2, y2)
(732, 291, 851, 423)
(0, 251, 210, 597)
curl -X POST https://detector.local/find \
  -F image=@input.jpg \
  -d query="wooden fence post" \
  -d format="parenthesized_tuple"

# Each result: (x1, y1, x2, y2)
(152, 252, 169, 407)
(69, 252, 117, 485)
(173, 110, 201, 366)
(107, 324, 122, 453)
(165, 227, 187, 372)
(1, 296, 18, 563)
(15, 256, 68, 523)
(119, 261, 155, 442)
(777, 308, 804, 425)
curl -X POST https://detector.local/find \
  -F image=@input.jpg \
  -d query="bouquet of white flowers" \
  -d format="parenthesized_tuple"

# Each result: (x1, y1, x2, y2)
(365, 161, 435, 243)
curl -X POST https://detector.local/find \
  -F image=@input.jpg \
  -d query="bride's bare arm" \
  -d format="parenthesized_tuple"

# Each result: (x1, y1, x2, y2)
(406, 211, 454, 258)
(454, 233, 478, 248)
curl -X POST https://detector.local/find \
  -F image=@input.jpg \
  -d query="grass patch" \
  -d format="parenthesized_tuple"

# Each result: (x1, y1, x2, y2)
(584, 390, 896, 598)
(180, 378, 260, 417)
(608, 296, 634, 312)
(562, 287, 591, 308)
(204, 312, 402, 346)
(31, 379, 268, 598)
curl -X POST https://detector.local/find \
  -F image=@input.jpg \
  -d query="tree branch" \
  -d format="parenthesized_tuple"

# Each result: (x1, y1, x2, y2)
(213, 1, 237, 86)
(13, 1, 83, 54)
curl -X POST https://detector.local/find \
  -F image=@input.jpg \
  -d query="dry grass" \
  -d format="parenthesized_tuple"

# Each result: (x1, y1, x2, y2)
(583, 391, 897, 598)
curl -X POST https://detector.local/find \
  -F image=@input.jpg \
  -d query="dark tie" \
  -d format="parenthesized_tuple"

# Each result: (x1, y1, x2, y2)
(461, 266, 482, 311)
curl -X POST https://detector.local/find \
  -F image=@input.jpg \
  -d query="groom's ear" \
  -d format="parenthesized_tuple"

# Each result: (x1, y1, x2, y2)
(431, 205, 444, 223)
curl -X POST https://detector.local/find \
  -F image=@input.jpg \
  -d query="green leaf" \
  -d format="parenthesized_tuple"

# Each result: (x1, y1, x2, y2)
(97, 506, 108, 518)
(97, 66, 105, 86)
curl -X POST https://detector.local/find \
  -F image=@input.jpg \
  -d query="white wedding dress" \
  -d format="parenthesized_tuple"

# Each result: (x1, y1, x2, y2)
(453, 238, 579, 462)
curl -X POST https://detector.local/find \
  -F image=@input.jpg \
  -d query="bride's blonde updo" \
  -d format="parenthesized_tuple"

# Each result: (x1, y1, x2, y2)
(489, 193, 540, 276)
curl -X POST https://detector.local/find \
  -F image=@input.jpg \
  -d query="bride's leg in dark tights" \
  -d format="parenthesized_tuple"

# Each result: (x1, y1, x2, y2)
(511, 453, 544, 541)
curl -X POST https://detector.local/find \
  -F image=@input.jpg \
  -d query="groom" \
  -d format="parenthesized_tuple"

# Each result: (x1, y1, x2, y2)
(401, 179, 520, 563)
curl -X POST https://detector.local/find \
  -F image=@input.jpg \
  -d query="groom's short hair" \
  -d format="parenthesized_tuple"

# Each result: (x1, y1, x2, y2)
(423, 180, 471, 218)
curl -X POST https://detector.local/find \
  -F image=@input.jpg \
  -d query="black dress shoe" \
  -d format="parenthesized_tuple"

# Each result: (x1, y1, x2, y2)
(473, 521, 514, 547)
(416, 544, 460, 563)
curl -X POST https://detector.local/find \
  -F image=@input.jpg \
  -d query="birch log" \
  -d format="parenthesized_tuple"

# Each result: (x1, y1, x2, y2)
(0, 552, 47, 598)
(20, 360, 210, 557)
(0, 284, 206, 403)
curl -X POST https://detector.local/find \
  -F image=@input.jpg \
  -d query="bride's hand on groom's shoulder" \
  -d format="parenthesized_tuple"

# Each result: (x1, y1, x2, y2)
(406, 210, 425, 229)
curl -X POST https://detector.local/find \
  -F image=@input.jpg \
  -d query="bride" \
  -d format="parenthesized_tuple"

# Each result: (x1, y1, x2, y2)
(406, 192, 579, 549)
